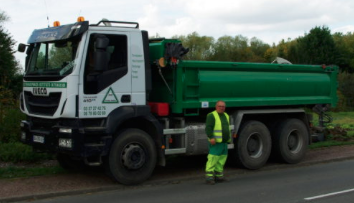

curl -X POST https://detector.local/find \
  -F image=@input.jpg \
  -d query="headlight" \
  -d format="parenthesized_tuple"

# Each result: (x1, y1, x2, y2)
(59, 128, 72, 133)
(21, 132, 26, 140)
(59, 138, 72, 148)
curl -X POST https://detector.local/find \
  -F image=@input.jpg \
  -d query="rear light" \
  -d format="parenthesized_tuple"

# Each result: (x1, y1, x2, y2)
(148, 102, 169, 116)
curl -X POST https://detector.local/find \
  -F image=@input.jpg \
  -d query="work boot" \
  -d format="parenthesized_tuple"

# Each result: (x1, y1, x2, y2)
(215, 176, 228, 183)
(205, 178, 215, 185)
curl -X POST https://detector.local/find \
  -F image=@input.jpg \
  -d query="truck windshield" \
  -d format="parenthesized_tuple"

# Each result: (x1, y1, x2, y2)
(26, 39, 80, 77)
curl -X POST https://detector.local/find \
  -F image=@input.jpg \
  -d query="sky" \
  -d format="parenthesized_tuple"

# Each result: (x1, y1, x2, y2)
(1, 0, 354, 69)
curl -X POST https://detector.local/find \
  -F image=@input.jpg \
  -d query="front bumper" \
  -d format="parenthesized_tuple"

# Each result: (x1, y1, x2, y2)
(20, 117, 112, 158)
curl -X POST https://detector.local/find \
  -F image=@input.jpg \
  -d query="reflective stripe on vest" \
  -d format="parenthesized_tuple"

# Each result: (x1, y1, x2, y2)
(211, 110, 230, 143)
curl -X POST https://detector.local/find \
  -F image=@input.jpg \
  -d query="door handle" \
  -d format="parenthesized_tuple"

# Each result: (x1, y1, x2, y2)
(121, 95, 131, 103)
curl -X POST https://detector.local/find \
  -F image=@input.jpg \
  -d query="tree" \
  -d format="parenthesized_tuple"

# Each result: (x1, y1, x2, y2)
(277, 39, 289, 59)
(0, 10, 25, 143)
(233, 35, 254, 62)
(264, 46, 276, 62)
(210, 35, 259, 62)
(337, 72, 354, 110)
(210, 35, 236, 61)
(175, 32, 214, 60)
(0, 10, 20, 90)
(0, 10, 9, 22)
(249, 37, 270, 62)
(286, 40, 299, 64)
(0, 10, 22, 106)
(297, 26, 336, 65)
(333, 32, 354, 73)
(268, 38, 299, 64)
(332, 32, 351, 72)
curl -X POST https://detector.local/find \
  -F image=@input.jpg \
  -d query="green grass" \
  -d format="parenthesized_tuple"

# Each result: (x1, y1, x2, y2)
(310, 111, 354, 149)
(325, 112, 354, 129)
(0, 143, 62, 179)
(348, 131, 354, 137)
(0, 142, 53, 162)
(312, 111, 354, 131)
(0, 166, 66, 179)
(309, 140, 354, 149)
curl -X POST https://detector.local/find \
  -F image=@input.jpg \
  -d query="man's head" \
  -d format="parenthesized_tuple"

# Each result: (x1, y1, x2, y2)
(215, 100, 226, 113)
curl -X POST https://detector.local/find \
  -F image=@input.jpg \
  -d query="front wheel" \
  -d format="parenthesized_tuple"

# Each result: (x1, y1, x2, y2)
(231, 121, 272, 170)
(107, 129, 157, 185)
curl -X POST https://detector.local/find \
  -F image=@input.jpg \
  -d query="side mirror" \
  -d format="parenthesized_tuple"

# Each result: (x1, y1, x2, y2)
(94, 35, 110, 72)
(18, 43, 27, 53)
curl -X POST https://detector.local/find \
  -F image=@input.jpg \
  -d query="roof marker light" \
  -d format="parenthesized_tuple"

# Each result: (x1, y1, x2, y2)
(77, 16, 85, 22)
(53, 21, 61, 27)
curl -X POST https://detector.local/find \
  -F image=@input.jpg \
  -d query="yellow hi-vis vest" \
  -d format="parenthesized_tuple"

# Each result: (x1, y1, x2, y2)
(211, 110, 230, 143)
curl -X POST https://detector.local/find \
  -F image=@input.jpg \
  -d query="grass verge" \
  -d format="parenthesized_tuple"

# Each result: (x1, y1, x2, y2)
(309, 140, 354, 149)
(0, 142, 53, 163)
(0, 166, 66, 179)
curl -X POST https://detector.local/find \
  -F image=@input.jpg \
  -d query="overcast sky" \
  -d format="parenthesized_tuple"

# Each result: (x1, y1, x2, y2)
(1, 0, 354, 68)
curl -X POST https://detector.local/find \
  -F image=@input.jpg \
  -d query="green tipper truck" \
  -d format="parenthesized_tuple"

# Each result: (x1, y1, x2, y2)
(18, 18, 338, 185)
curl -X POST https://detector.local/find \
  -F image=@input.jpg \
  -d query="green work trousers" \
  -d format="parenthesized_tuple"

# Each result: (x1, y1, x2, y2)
(205, 143, 228, 179)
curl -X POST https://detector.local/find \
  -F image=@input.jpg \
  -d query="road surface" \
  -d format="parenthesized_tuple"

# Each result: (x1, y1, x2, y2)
(29, 159, 354, 203)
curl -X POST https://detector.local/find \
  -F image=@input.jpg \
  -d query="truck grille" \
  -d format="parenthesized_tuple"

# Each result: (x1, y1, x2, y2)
(31, 117, 59, 129)
(24, 91, 61, 116)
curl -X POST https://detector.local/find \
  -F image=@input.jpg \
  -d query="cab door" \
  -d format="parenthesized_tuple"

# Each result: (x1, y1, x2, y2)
(78, 32, 131, 118)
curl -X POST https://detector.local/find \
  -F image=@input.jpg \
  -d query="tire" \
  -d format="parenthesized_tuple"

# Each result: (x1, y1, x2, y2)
(273, 119, 308, 164)
(107, 128, 157, 185)
(232, 120, 272, 170)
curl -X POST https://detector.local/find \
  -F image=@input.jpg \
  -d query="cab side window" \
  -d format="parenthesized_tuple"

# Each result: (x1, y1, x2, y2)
(84, 34, 128, 94)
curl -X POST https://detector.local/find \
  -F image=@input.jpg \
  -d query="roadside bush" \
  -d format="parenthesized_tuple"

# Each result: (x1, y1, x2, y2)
(0, 142, 53, 163)
(332, 90, 347, 112)
(337, 72, 354, 111)
(0, 104, 25, 143)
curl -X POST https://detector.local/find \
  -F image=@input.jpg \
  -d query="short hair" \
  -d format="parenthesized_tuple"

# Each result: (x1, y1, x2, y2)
(215, 100, 225, 106)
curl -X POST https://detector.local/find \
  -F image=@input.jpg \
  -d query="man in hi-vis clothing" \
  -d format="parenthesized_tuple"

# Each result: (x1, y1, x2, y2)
(205, 100, 231, 185)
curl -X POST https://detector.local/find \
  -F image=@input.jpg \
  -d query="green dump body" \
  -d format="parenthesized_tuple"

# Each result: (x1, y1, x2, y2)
(149, 40, 338, 115)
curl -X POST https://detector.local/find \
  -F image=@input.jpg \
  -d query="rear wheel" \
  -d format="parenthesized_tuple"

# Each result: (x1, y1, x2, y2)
(231, 121, 272, 169)
(273, 119, 308, 164)
(107, 129, 157, 185)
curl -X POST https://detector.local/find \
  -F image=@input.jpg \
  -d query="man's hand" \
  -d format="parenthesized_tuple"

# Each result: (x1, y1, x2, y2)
(210, 138, 216, 145)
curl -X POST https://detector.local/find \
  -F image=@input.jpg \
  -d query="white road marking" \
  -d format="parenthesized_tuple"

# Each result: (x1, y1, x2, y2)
(304, 188, 354, 201)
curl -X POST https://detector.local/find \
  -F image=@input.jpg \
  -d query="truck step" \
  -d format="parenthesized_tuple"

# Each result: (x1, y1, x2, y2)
(84, 157, 102, 166)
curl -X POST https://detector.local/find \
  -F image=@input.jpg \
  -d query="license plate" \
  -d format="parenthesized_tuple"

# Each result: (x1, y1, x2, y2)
(33, 135, 45, 143)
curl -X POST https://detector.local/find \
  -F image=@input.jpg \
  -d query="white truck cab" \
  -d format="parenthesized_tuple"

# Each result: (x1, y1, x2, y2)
(19, 19, 161, 185)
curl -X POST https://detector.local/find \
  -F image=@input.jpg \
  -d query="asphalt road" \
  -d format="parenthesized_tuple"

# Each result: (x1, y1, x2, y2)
(28, 159, 354, 203)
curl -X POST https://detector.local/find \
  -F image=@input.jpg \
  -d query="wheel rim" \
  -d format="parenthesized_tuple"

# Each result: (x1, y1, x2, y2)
(287, 129, 303, 154)
(246, 133, 263, 158)
(121, 143, 146, 170)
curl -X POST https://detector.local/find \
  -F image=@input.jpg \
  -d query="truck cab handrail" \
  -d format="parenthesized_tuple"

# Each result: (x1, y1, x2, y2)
(92, 20, 139, 28)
